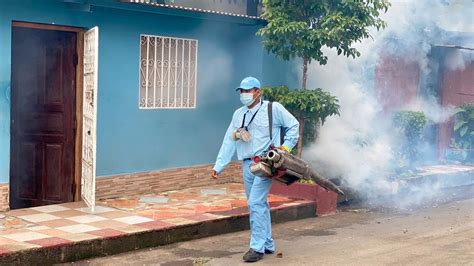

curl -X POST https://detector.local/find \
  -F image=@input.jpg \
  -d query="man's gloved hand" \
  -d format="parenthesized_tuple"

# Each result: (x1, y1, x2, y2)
(275, 145, 291, 153)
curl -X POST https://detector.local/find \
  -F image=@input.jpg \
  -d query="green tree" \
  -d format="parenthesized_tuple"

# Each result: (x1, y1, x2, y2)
(257, 0, 390, 89)
(263, 86, 340, 157)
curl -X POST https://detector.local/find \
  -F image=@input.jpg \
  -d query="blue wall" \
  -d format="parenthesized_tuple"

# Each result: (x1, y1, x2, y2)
(0, 0, 278, 182)
(262, 53, 301, 89)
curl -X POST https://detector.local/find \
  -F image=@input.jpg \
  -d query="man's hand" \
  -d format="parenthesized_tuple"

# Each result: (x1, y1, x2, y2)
(211, 170, 218, 179)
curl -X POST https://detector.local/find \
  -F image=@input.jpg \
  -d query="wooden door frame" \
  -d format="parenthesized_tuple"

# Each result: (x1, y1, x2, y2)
(11, 21, 84, 201)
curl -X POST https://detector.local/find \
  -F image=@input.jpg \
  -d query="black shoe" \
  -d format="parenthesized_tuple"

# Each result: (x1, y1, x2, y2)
(243, 248, 264, 262)
(264, 249, 275, 254)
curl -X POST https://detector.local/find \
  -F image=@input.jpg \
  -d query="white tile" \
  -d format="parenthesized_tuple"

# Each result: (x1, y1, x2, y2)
(3, 232, 49, 242)
(18, 213, 59, 223)
(76, 206, 115, 214)
(27, 225, 50, 231)
(31, 205, 70, 213)
(66, 215, 107, 224)
(113, 216, 154, 225)
(201, 188, 227, 195)
(56, 224, 100, 233)
(139, 196, 169, 204)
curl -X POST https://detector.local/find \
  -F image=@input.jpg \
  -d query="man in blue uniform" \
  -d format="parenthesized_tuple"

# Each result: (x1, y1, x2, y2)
(211, 77, 299, 262)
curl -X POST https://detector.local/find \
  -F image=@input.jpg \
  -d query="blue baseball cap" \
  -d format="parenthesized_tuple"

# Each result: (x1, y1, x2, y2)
(236, 77, 261, 91)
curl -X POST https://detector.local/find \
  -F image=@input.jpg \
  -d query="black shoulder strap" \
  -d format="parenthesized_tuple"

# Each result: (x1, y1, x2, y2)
(268, 101, 273, 141)
(268, 101, 286, 146)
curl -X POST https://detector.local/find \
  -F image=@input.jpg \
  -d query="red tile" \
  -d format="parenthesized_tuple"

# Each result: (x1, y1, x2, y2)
(208, 205, 233, 212)
(194, 205, 232, 213)
(105, 199, 139, 209)
(136, 221, 174, 230)
(152, 213, 178, 220)
(269, 201, 288, 208)
(231, 199, 248, 208)
(169, 192, 198, 201)
(183, 214, 218, 222)
(26, 237, 71, 248)
(210, 207, 248, 217)
(88, 229, 126, 238)
(0, 248, 12, 257)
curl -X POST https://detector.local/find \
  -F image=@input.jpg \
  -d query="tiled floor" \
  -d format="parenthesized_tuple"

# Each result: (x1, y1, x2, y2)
(0, 183, 307, 255)
(99, 183, 294, 220)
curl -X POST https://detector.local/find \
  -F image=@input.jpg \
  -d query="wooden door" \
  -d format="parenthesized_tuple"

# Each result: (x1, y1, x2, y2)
(10, 26, 77, 209)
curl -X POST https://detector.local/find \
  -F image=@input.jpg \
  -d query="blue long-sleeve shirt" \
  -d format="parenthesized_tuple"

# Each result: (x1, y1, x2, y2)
(213, 100, 299, 174)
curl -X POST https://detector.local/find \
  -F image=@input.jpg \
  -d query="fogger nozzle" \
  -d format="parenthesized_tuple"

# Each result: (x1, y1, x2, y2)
(266, 150, 281, 162)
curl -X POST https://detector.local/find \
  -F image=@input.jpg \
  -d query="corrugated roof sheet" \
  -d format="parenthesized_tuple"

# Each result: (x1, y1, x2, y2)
(120, 0, 263, 20)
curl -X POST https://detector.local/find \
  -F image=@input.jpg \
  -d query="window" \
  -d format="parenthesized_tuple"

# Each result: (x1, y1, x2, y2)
(139, 35, 197, 109)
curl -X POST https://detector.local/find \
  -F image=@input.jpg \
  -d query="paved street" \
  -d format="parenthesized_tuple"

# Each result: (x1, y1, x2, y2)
(68, 189, 474, 265)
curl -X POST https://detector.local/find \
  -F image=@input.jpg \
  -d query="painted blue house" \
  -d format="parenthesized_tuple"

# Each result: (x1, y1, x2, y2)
(0, 0, 297, 210)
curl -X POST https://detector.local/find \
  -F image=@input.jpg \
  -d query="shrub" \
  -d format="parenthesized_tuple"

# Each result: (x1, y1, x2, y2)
(393, 111, 428, 166)
(451, 103, 474, 162)
(262, 86, 340, 157)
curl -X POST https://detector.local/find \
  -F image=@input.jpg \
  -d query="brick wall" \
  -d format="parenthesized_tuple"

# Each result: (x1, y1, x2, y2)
(96, 162, 243, 200)
(438, 60, 474, 158)
(0, 163, 243, 209)
(0, 184, 8, 211)
(374, 55, 421, 111)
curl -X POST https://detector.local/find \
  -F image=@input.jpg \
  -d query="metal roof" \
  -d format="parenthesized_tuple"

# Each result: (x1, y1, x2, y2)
(432, 44, 474, 51)
(120, 0, 264, 21)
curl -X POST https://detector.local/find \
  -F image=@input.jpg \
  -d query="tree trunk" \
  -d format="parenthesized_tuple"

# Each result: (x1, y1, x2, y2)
(296, 117, 305, 158)
(302, 57, 308, 89)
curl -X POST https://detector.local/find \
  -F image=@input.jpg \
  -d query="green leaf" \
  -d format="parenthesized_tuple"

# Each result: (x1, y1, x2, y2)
(262, 86, 340, 148)
(459, 125, 468, 137)
(454, 120, 467, 131)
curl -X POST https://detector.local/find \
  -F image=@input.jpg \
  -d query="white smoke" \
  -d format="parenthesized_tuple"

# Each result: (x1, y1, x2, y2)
(302, 0, 473, 208)
(445, 49, 474, 71)
(404, 96, 457, 123)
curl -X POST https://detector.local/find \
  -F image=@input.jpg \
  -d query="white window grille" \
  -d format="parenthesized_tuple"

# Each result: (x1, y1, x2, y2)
(139, 35, 198, 109)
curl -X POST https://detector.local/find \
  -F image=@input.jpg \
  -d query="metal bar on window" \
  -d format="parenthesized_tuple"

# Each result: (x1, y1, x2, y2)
(181, 40, 184, 108)
(145, 36, 150, 108)
(194, 41, 198, 108)
(167, 38, 171, 107)
(188, 40, 191, 107)
(174, 39, 178, 107)
(160, 36, 164, 108)
(153, 36, 157, 108)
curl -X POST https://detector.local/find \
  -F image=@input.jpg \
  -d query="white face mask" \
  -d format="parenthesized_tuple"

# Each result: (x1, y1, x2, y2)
(240, 92, 255, 106)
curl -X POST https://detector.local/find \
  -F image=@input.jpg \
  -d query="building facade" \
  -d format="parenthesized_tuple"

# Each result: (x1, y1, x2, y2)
(0, 0, 291, 210)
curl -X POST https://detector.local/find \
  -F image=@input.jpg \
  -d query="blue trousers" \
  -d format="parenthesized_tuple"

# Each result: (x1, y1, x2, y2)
(242, 160, 274, 253)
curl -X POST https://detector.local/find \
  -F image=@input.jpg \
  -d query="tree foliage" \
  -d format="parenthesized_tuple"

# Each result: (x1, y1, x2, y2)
(257, 0, 390, 88)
